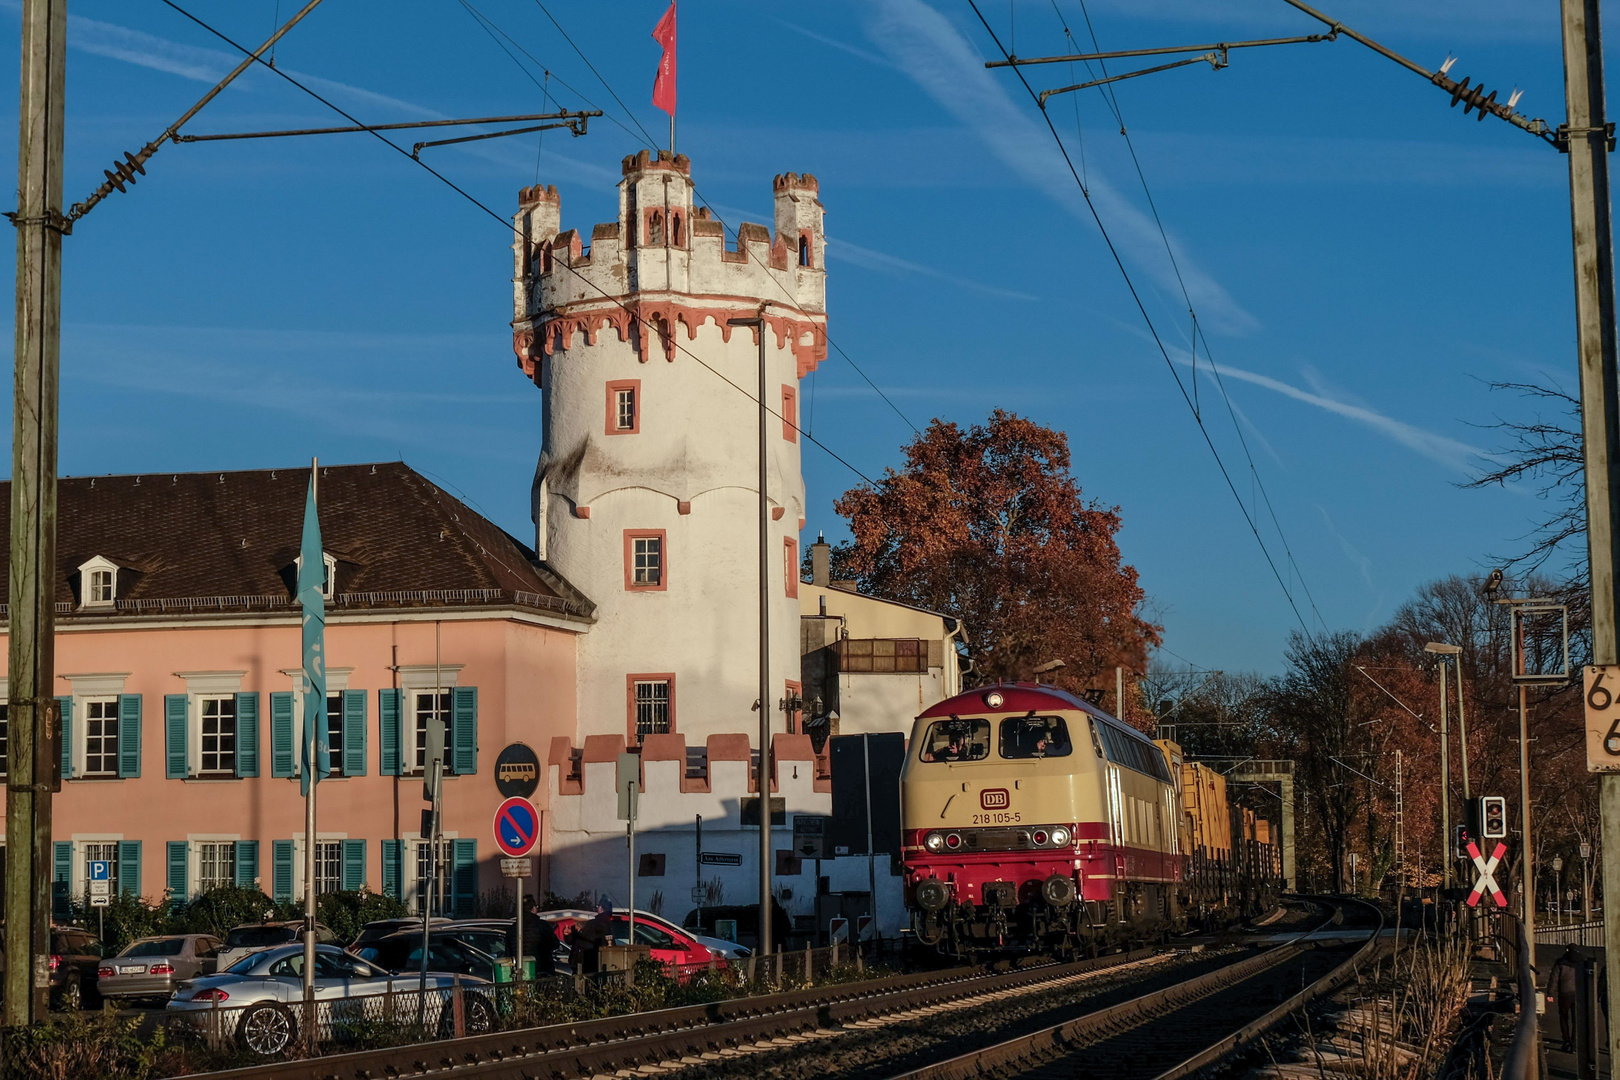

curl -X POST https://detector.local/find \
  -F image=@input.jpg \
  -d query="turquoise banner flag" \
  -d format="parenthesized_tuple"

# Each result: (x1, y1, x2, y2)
(298, 473, 329, 796)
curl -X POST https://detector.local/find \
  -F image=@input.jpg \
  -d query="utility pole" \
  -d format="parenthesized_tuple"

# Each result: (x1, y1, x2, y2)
(1559, 0, 1620, 1064)
(6, 0, 66, 1028)
(728, 314, 772, 963)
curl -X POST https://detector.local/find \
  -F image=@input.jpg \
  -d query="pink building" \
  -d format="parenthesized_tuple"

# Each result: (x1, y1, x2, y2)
(0, 463, 590, 914)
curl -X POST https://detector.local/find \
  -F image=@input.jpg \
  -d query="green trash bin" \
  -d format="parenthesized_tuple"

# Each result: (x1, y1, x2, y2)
(493, 958, 515, 984)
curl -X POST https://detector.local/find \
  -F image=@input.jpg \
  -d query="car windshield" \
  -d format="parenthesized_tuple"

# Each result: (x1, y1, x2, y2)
(919, 718, 991, 762)
(999, 716, 1072, 759)
(225, 926, 296, 949)
(122, 938, 185, 958)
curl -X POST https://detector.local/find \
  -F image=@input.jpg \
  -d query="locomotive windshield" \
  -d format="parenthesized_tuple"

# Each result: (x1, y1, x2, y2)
(919, 718, 990, 762)
(998, 716, 1071, 758)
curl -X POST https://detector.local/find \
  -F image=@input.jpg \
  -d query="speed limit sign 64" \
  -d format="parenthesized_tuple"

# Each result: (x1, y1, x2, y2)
(1585, 665, 1620, 771)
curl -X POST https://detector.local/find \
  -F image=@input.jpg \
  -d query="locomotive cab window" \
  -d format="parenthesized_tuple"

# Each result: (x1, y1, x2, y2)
(999, 716, 1071, 759)
(919, 718, 990, 762)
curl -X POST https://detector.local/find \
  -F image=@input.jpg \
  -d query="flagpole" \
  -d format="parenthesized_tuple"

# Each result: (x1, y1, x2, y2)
(303, 457, 318, 1051)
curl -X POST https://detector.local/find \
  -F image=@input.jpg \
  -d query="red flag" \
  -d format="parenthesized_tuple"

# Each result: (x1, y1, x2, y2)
(651, 2, 676, 117)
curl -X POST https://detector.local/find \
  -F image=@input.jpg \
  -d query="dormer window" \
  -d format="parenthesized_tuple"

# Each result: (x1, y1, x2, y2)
(76, 556, 119, 609)
(293, 552, 338, 600)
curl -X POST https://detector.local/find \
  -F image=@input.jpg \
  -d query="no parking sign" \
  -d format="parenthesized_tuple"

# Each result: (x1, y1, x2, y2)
(493, 796, 540, 858)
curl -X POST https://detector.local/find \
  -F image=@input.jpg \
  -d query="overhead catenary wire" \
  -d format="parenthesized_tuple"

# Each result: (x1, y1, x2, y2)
(967, 0, 1315, 639)
(1055, 0, 1327, 631)
(153, 0, 884, 493)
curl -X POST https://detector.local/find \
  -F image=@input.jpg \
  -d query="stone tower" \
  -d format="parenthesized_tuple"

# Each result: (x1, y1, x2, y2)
(511, 151, 827, 748)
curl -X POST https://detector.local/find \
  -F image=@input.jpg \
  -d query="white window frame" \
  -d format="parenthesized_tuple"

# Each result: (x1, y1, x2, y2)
(290, 833, 349, 899)
(280, 668, 352, 779)
(76, 556, 119, 609)
(189, 836, 241, 898)
(60, 673, 129, 779)
(395, 666, 462, 778)
(176, 672, 245, 778)
(80, 696, 121, 779)
(68, 834, 124, 901)
(293, 552, 339, 601)
(407, 834, 458, 916)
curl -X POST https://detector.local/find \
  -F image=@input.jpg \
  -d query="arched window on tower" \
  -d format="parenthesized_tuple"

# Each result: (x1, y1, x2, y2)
(798, 233, 813, 268)
(647, 210, 665, 246)
(671, 211, 684, 247)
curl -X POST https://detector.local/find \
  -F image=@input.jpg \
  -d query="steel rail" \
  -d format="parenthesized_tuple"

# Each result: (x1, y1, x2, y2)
(879, 897, 1372, 1080)
(200, 950, 1155, 1080)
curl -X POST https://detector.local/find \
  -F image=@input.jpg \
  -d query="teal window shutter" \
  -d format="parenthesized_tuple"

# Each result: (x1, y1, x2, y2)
(117, 694, 141, 778)
(164, 694, 188, 779)
(342, 690, 367, 777)
(235, 840, 259, 889)
(118, 840, 141, 898)
(451, 838, 476, 917)
(270, 692, 295, 778)
(235, 692, 259, 778)
(382, 840, 402, 901)
(272, 840, 294, 902)
(52, 841, 71, 918)
(166, 841, 188, 908)
(379, 689, 401, 776)
(56, 695, 72, 782)
(452, 687, 478, 775)
(342, 839, 366, 892)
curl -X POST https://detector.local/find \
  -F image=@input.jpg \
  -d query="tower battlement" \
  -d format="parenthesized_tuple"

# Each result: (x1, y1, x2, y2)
(510, 152, 827, 382)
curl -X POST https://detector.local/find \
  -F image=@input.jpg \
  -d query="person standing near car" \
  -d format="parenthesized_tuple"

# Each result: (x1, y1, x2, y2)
(522, 898, 557, 975)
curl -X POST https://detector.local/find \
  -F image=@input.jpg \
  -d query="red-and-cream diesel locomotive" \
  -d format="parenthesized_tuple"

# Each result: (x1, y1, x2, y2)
(901, 682, 1281, 958)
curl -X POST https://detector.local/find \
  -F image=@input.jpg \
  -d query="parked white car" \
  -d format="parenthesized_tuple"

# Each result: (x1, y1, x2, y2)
(165, 943, 492, 1057)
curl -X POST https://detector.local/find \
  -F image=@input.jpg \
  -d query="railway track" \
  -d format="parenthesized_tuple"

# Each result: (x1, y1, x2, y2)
(881, 897, 1383, 1080)
(202, 948, 1159, 1080)
(202, 898, 1373, 1080)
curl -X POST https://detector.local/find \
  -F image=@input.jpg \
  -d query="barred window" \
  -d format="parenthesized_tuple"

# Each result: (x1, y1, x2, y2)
(634, 680, 671, 738)
(327, 692, 344, 777)
(197, 842, 236, 894)
(315, 841, 342, 897)
(82, 842, 119, 896)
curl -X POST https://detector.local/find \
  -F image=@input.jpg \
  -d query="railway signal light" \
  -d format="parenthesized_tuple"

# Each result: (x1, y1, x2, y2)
(1481, 795, 1508, 839)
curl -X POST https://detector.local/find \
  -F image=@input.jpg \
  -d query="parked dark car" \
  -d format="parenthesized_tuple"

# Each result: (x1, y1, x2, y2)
(348, 916, 448, 951)
(441, 919, 516, 962)
(349, 929, 500, 981)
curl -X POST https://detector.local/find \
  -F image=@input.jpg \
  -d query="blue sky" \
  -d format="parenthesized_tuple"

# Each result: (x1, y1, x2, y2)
(0, 0, 1594, 674)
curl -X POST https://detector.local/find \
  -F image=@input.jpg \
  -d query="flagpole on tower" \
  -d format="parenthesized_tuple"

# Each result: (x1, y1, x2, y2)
(652, 0, 677, 154)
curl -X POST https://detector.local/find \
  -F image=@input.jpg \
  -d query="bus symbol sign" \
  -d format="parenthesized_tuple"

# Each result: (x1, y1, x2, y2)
(980, 789, 1010, 810)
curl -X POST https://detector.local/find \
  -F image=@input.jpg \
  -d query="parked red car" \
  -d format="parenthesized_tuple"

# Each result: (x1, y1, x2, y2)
(541, 909, 724, 974)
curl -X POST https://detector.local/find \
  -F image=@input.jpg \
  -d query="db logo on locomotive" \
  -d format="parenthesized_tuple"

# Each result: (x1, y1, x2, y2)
(980, 788, 1010, 809)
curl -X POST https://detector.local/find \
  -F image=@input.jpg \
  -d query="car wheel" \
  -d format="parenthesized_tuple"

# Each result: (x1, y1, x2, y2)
(57, 979, 81, 1012)
(464, 993, 494, 1035)
(237, 1002, 297, 1058)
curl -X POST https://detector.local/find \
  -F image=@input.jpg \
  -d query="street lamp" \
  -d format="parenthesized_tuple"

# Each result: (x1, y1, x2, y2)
(1554, 854, 1565, 924)
(1424, 642, 1462, 894)
(1582, 840, 1593, 919)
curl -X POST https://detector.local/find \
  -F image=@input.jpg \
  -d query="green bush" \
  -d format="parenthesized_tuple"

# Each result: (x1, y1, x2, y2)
(0, 1012, 163, 1080)
(168, 885, 291, 939)
(315, 890, 408, 943)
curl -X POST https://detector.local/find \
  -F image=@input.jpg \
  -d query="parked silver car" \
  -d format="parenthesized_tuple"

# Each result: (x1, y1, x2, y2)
(165, 943, 493, 1057)
(215, 921, 337, 972)
(98, 934, 221, 1001)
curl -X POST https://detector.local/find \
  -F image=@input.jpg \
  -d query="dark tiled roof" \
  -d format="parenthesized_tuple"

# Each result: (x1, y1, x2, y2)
(0, 462, 593, 622)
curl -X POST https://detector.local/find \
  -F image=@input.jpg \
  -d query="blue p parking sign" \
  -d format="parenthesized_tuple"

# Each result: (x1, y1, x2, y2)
(88, 860, 111, 882)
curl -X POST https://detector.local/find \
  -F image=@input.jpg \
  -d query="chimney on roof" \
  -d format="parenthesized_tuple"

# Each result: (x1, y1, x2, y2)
(811, 532, 831, 588)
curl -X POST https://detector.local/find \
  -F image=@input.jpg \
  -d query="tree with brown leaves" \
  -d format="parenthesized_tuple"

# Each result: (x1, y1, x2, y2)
(821, 410, 1160, 713)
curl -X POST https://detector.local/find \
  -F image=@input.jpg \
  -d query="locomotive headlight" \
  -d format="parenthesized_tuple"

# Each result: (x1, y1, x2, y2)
(984, 691, 1005, 709)
(1050, 827, 1071, 847)
(924, 831, 945, 853)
